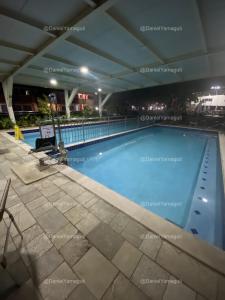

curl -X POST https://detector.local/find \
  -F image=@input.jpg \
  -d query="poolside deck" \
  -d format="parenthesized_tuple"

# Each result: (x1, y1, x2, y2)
(0, 132, 225, 300)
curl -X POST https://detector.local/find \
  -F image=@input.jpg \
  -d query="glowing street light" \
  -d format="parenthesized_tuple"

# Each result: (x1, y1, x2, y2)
(80, 66, 89, 74)
(50, 78, 58, 86)
(98, 88, 102, 92)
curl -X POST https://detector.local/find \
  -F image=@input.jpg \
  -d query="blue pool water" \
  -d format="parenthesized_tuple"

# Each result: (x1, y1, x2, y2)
(67, 126, 224, 248)
(22, 119, 148, 148)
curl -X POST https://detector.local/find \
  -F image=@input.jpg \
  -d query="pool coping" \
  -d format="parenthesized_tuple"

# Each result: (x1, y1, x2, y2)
(1, 127, 225, 277)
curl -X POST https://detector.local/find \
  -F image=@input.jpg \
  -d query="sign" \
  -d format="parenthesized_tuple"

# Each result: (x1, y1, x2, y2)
(78, 93, 88, 100)
(40, 125, 54, 138)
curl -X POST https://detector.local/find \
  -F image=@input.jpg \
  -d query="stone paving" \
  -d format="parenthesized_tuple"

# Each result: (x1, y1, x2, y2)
(0, 134, 225, 300)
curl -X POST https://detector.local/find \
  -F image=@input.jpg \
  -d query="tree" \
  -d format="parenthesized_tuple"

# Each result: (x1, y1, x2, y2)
(37, 95, 51, 115)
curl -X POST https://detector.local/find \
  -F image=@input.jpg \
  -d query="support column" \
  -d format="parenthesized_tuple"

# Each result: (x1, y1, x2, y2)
(2, 76, 16, 124)
(64, 88, 78, 118)
(99, 93, 112, 118)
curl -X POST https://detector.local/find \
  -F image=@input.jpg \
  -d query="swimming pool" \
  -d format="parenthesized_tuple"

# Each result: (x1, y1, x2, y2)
(21, 119, 150, 148)
(67, 126, 224, 249)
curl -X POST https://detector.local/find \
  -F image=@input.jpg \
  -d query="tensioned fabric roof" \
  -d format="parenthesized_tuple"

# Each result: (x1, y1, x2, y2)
(0, 0, 225, 94)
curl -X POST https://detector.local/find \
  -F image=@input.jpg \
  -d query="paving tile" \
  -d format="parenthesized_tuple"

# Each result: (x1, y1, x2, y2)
(156, 242, 218, 300)
(110, 211, 131, 233)
(15, 184, 37, 196)
(61, 181, 85, 198)
(4, 207, 36, 237)
(59, 234, 90, 266)
(26, 196, 48, 211)
(29, 247, 64, 285)
(39, 262, 79, 300)
(37, 207, 69, 235)
(217, 275, 225, 300)
(0, 267, 16, 296)
(89, 199, 118, 224)
(75, 191, 95, 205)
(132, 255, 169, 300)
(121, 219, 148, 248)
(74, 247, 118, 299)
(163, 275, 196, 300)
(83, 196, 99, 209)
(31, 202, 53, 218)
(67, 284, 97, 300)
(87, 223, 124, 260)
(47, 190, 67, 203)
(103, 273, 149, 300)
(139, 231, 162, 260)
(53, 194, 78, 213)
(112, 241, 142, 278)
(50, 223, 78, 250)
(76, 213, 100, 236)
(2, 278, 43, 300)
(65, 205, 88, 225)
(20, 189, 42, 204)
(40, 184, 61, 197)
(0, 237, 20, 265)
(14, 224, 43, 247)
(20, 233, 53, 266)
(6, 194, 20, 208)
(7, 258, 30, 286)
(52, 176, 70, 187)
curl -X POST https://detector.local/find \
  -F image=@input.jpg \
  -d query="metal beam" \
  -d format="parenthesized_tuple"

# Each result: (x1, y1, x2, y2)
(194, 0, 211, 76)
(0, 7, 55, 38)
(0, 40, 34, 55)
(105, 10, 164, 64)
(4, 0, 119, 80)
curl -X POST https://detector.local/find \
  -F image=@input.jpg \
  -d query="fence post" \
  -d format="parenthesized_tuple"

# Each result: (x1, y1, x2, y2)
(82, 118, 85, 142)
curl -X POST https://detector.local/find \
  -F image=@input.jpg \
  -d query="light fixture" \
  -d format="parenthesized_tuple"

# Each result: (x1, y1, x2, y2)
(80, 66, 89, 74)
(98, 88, 102, 92)
(202, 197, 208, 203)
(50, 78, 58, 86)
(94, 92, 98, 95)
(95, 106, 99, 111)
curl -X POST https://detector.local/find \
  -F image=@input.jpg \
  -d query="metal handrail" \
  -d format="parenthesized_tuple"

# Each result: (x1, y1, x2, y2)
(0, 178, 11, 222)
(0, 179, 23, 269)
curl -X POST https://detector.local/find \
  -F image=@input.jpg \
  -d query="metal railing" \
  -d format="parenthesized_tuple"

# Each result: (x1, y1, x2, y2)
(38, 116, 153, 146)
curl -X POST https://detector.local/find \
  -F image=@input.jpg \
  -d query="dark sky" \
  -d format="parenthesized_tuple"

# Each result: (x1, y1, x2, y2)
(106, 75, 225, 109)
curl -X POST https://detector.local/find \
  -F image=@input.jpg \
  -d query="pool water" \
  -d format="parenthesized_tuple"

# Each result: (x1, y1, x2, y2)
(67, 126, 224, 248)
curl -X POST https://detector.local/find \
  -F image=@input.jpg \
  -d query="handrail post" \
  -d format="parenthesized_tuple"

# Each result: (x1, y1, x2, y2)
(82, 117, 85, 142)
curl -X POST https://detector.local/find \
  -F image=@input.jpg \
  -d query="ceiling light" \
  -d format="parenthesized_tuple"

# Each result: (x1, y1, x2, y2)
(80, 66, 89, 74)
(50, 78, 58, 86)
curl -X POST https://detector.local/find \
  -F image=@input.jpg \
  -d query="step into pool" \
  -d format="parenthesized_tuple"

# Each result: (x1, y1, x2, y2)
(67, 126, 225, 249)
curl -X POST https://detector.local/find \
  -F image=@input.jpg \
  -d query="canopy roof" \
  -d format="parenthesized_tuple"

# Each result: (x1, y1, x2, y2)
(0, 0, 225, 93)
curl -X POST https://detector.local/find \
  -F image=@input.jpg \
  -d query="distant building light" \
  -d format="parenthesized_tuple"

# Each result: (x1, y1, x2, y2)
(25, 90, 30, 95)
